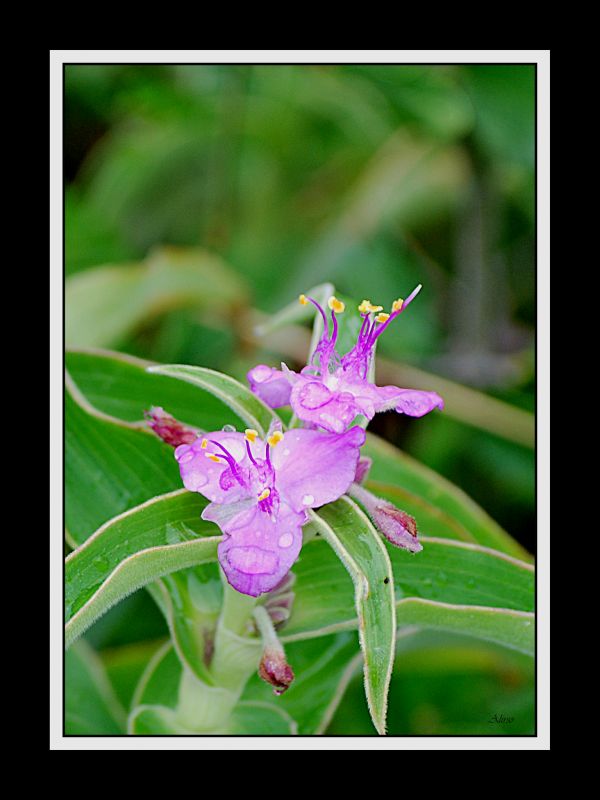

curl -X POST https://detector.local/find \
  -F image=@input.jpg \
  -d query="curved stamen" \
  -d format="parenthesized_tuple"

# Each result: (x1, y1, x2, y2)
(330, 308, 338, 348)
(245, 439, 259, 467)
(208, 439, 246, 486)
(304, 296, 330, 336)
(372, 284, 422, 342)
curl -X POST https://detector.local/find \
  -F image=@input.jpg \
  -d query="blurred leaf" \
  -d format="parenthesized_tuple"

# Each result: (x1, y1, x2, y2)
(377, 360, 535, 449)
(131, 641, 181, 710)
(285, 131, 470, 301)
(65, 490, 221, 649)
(463, 65, 535, 169)
(66, 245, 247, 348)
(347, 66, 475, 140)
(65, 639, 126, 734)
(66, 187, 139, 275)
(254, 282, 334, 338)
(100, 639, 167, 711)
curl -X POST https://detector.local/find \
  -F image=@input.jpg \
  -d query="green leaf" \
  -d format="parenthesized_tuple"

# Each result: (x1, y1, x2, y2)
(309, 497, 396, 735)
(131, 641, 181, 710)
(66, 373, 180, 545)
(65, 490, 221, 649)
(394, 599, 533, 656)
(282, 536, 534, 653)
(100, 639, 168, 711)
(66, 348, 243, 431)
(242, 632, 361, 734)
(66, 245, 247, 348)
(65, 640, 126, 734)
(148, 363, 279, 436)
(363, 434, 531, 561)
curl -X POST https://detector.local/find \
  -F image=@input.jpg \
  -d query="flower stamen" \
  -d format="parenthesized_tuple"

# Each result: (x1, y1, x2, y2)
(328, 296, 345, 314)
(267, 431, 284, 448)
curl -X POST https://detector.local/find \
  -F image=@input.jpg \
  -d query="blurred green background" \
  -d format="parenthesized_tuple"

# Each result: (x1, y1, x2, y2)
(65, 63, 535, 735)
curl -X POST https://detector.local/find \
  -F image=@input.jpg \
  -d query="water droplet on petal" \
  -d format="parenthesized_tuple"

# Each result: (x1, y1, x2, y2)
(278, 533, 293, 549)
(302, 494, 315, 506)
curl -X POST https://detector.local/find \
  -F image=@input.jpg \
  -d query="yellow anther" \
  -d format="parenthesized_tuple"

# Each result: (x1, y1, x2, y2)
(392, 298, 404, 313)
(299, 294, 308, 305)
(206, 453, 222, 463)
(328, 296, 345, 314)
(244, 428, 259, 443)
(375, 312, 390, 323)
(267, 430, 284, 447)
(200, 438, 208, 449)
(257, 488, 271, 502)
(358, 299, 382, 314)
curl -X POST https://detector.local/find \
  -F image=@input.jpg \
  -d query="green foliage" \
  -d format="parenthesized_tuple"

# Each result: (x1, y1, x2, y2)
(65, 349, 534, 735)
(65, 65, 535, 736)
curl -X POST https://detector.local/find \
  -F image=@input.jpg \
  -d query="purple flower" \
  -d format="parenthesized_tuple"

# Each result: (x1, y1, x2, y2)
(248, 287, 444, 434)
(175, 424, 365, 596)
(247, 365, 292, 409)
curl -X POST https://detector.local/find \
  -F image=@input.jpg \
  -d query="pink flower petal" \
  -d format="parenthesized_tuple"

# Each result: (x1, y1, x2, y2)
(247, 365, 292, 408)
(175, 432, 254, 503)
(208, 501, 305, 596)
(272, 426, 365, 512)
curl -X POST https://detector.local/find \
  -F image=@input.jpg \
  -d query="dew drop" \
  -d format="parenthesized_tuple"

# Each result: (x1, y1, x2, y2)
(278, 533, 294, 549)
(302, 494, 315, 506)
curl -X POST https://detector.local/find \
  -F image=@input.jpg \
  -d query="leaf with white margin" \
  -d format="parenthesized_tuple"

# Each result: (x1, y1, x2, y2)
(310, 496, 396, 736)
(65, 490, 221, 650)
(148, 364, 279, 437)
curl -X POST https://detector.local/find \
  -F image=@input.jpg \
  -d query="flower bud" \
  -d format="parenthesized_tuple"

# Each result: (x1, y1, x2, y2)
(258, 647, 295, 696)
(349, 483, 422, 553)
(145, 406, 198, 448)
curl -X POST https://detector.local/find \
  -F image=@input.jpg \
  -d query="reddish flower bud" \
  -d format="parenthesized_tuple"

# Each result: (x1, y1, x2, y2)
(145, 406, 198, 448)
(258, 647, 295, 696)
(349, 482, 423, 553)
(372, 504, 422, 553)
